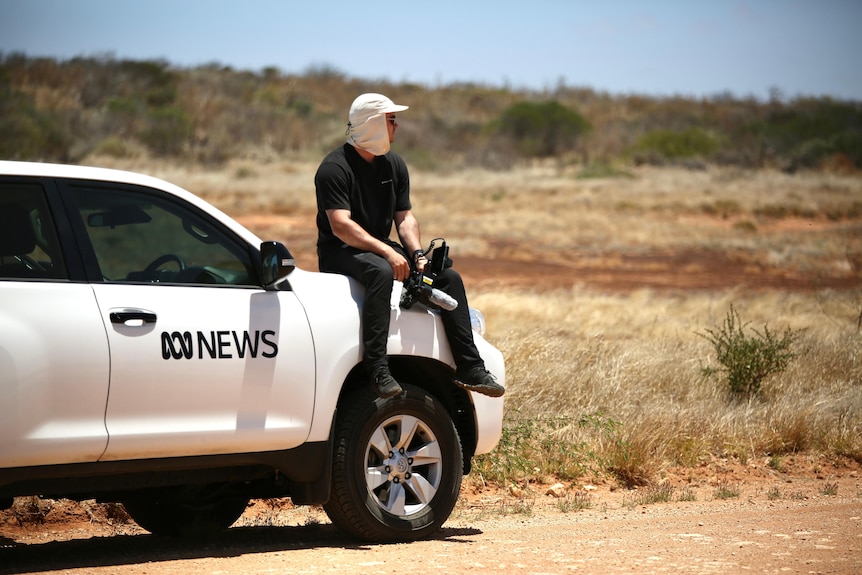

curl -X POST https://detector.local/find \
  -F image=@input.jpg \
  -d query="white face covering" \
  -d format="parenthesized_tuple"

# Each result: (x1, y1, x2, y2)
(347, 113, 390, 156)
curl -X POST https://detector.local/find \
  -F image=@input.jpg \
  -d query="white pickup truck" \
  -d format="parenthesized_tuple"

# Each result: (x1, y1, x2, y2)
(0, 161, 505, 542)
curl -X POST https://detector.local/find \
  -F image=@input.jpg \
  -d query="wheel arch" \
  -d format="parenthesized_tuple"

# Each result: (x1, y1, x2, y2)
(335, 356, 478, 474)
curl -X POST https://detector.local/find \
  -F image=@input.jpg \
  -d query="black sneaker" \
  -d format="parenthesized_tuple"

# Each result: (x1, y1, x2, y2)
(453, 366, 505, 398)
(372, 368, 403, 399)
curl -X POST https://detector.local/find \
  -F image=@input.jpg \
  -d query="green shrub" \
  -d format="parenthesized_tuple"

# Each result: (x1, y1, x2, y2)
(699, 305, 803, 397)
(472, 414, 593, 485)
(92, 136, 145, 159)
(494, 100, 591, 158)
(0, 79, 70, 160)
(634, 127, 722, 161)
(577, 162, 634, 179)
(749, 99, 862, 169)
(471, 412, 629, 486)
(140, 106, 192, 156)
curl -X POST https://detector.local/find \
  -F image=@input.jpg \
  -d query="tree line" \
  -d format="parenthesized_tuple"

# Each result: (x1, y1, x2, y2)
(1, 53, 860, 173)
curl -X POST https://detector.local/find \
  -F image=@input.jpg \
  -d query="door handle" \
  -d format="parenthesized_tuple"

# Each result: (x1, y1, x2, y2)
(109, 308, 157, 325)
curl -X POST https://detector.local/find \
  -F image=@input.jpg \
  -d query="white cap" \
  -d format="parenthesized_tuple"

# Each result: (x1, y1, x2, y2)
(348, 93, 408, 127)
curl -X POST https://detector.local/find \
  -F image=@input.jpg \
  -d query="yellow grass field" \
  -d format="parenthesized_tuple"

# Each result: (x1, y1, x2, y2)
(91, 156, 862, 485)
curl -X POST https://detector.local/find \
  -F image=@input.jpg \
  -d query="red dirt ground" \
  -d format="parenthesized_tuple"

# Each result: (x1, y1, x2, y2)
(2, 457, 860, 574)
(233, 213, 859, 293)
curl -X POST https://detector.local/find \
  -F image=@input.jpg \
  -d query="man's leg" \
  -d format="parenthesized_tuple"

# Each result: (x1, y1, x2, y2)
(433, 268, 482, 368)
(435, 268, 505, 397)
(319, 247, 402, 398)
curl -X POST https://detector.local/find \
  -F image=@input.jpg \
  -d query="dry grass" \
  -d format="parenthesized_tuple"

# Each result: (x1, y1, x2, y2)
(85, 156, 862, 486)
(473, 288, 861, 479)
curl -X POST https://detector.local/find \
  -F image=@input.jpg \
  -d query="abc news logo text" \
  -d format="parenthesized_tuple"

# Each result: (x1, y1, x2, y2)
(161, 330, 278, 360)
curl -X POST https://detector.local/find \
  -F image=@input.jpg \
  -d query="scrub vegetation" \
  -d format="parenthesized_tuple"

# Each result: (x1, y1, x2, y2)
(2, 54, 861, 494)
(2, 54, 861, 174)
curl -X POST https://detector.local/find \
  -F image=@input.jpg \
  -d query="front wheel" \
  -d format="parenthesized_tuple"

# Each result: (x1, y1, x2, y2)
(324, 383, 463, 542)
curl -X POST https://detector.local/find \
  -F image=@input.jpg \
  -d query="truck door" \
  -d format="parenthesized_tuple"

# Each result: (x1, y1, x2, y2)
(0, 178, 110, 468)
(61, 181, 316, 461)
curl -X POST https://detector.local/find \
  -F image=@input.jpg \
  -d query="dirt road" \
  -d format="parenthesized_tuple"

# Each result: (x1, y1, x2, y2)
(3, 463, 860, 575)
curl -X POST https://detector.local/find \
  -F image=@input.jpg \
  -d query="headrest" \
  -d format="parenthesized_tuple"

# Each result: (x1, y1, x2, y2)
(0, 205, 37, 257)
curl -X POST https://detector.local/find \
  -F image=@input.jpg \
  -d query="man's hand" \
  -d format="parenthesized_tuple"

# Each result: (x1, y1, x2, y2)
(413, 252, 428, 273)
(385, 247, 411, 281)
(327, 209, 410, 280)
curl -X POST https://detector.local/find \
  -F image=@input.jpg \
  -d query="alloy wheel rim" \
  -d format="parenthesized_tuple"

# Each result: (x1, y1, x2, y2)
(364, 414, 443, 517)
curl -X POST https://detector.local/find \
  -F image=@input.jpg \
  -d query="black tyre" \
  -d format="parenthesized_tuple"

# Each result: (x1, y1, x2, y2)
(324, 383, 463, 542)
(122, 486, 249, 537)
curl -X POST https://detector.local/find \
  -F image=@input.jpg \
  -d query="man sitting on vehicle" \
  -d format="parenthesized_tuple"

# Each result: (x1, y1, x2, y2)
(314, 93, 505, 400)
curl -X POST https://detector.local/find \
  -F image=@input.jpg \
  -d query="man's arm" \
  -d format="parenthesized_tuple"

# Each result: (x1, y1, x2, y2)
(395, 209, 426, 272)
(326, 208, 411, 280)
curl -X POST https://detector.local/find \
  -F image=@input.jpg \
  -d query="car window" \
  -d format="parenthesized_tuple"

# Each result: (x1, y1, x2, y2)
(69, 184, 257, 286)
(0, 181, 68, 280)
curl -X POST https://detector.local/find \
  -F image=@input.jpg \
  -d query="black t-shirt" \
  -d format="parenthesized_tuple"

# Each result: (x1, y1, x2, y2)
(315, 143, 412, 252)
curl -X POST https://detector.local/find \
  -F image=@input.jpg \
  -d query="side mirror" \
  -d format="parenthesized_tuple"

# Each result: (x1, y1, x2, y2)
(260, 241, 295, 289)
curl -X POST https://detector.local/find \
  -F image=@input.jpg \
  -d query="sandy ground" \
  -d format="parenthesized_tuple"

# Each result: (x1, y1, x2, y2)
(2, 458, 860, 574)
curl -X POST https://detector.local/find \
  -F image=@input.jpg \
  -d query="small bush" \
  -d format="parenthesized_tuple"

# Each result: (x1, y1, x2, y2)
(139, 106, 192, 156)
(472, 416, 543, 484)
(92, 136, 146, 159)
(602, 432, 653, 488)
(580, 413, 656, 488)
(768, 454, 786, 471)
(699, 305, 804, 397)
(556, 491, 592, 512)
(634, 127, 723, 162)
(625, 483, 675, 506)
(677, 486, 697, 502)
(821, 482, 839, 496)
(713, 480, 740, 500)
(494, 100, 591, 158)
(732, 220, 758, 233)
(0, 86, 71, 161)
(472, 415, 584, 485)
(700, 199, 742, 218)
(577, 162, 634, 179)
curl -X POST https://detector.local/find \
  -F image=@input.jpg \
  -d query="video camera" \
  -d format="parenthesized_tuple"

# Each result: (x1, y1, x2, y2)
(400, 239, 458, 312)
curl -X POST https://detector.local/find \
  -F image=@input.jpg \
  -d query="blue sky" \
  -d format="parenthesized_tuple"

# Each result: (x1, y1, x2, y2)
(1, 0, 859, 100)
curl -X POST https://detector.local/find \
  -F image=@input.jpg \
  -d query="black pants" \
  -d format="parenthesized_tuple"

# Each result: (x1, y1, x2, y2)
(318, 243, 484, 376)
